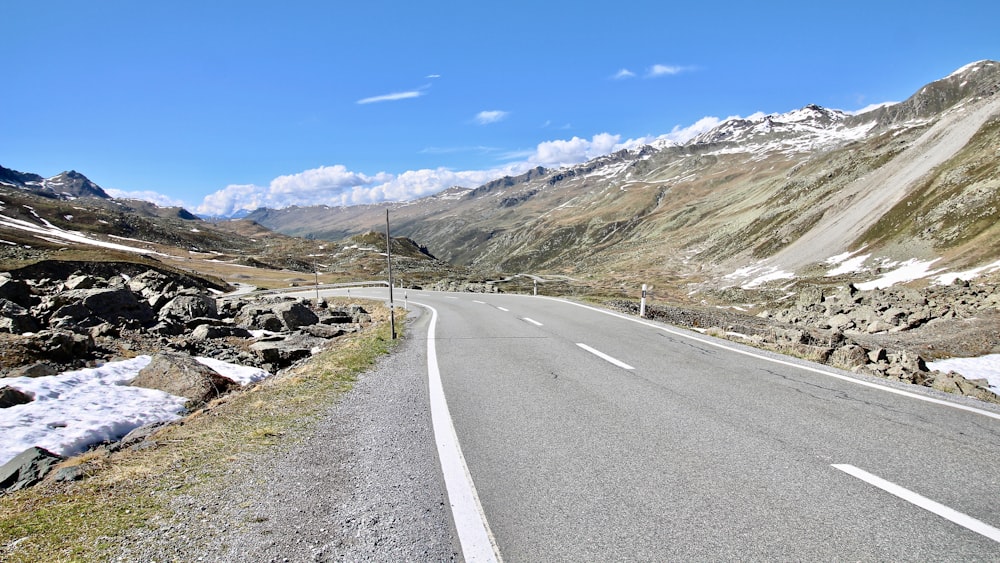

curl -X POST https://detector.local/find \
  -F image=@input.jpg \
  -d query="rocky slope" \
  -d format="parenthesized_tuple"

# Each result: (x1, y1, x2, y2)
(245, 61, 1000, 298)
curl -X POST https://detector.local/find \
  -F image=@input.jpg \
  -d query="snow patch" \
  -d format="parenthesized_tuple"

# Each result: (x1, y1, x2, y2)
(928, 354, 1000, 396)
(855, 259, 943, 290)
(0, 356, 273, 466)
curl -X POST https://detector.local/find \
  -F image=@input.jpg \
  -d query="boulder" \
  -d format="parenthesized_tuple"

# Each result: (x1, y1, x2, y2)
(831, 344, 870, 369)
(129, 352, 238, 406)
(63, 274, 99, 291)
(250, 332, 325, 367)
(0, 386, 34, 408)
(29, 330, 94, 362)
(61, 288, 154, 325)
(0, 446, 64, 493)
(304, 324, 346, 339)
(0, 298, 40, 334)
(0, 278, 32, 308)
(7, 362, 60, 378)
(191, 324, 252, 340)
(158, 295, 218, 321)
(273, 301, 319, 331)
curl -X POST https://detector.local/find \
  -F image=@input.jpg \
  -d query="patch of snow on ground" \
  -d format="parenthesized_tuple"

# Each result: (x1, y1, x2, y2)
(0, 212, 166, 256)
(826, 253, 871, 277)
(934, 259, 1000, 285)
(0, 356, 273, 466)
(725, 264, 796, 289)
(855, 259, 943, 290)
(928, 354, 1000, 396)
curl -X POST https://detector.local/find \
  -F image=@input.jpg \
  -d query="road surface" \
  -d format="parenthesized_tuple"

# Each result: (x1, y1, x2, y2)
(323, 287, 1000, 561)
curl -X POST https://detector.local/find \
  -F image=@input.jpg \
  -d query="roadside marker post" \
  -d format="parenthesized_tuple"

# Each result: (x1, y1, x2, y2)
(534, 279, 537, 296)
(640, 284, 647, 318)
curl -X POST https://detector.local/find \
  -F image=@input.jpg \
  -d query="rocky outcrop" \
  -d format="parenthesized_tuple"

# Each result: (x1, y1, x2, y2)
(0, 446, 64, 493)
(0, 385, 33, 408)
(609, 278, 1000, 404)
(129, 352, 238, 407)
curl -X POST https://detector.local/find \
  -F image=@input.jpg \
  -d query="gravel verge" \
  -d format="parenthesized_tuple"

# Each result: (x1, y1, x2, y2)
(113, 308, 459, 562)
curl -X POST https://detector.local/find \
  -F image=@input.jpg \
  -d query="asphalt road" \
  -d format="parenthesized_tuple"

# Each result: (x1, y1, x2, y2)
(325, 287, 1000, 561)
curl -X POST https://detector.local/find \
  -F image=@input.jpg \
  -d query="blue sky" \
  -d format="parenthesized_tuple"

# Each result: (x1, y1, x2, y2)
(2, 1, 997, 215)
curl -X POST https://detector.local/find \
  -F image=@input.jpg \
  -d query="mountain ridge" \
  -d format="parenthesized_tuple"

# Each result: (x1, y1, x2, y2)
(241, 60, 1000, 293)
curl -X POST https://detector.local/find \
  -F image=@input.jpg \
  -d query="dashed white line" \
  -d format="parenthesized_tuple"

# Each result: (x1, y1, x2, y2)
(497, 306, 509, 312)
(522, 318, 543, 326)
(543, 297, 1000, 421)
(576, 343, 635, 370)
(473, 300, 486, 304)
(833, 464, 1000, 543)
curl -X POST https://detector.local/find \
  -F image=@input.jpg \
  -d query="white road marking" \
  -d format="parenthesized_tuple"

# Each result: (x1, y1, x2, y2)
(545, 297, 1000, 421)
(522, 318, 543, 326)
(497, 306, 509, 312)
(473, 300, 486, 304)
(833, 464, 1000, 543)
(576, 343, 635, 370)
(416, 302, 502, 562)
(445, 296, 459, 300)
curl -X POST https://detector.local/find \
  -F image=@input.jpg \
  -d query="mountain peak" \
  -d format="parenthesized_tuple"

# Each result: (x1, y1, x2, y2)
(41, 170, 110, 200)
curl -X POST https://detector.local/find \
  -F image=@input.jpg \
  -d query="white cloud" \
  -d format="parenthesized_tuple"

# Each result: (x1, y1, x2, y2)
(647, 64, 686, 77)
(664, 116, 724, 143)
(196, 115, 736, 216)
(104, 188, 186, 208)
(849, 101, 899, 115)
(475, 110, 509, 125)
(357, 90, 423, 104)
(613, 68, 636, 80)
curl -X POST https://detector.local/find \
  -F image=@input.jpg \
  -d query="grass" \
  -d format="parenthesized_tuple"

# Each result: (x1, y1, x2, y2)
(0, 301, 401, 562)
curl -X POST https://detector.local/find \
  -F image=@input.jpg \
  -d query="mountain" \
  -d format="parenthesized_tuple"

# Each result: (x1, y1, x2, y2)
(0, 166, 110, 200)
(243, 60, 1000, 296)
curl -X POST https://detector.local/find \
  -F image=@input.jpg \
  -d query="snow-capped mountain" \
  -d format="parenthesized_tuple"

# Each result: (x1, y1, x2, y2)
(245, 60, 1000, 291)
(0, 166, 110, 200)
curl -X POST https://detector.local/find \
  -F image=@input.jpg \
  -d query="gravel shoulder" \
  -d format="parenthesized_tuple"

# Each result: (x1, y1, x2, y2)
(113, 307, 460, 562)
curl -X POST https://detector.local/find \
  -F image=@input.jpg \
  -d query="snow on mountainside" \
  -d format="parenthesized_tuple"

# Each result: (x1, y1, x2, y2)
(0, 166, 110, 200)
(690, 104, 877, 157)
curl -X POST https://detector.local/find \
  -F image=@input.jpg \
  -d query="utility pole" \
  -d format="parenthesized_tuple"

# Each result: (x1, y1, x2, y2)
(386, 209, 396, 339)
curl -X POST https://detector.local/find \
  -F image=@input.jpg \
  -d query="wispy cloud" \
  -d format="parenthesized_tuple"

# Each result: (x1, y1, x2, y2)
(356, 90, 423, 104)
(474, 110, 509, 125)
(612, 68, 636, 80)
(426, 74, 441, 79)
(647, 64, 688, 78)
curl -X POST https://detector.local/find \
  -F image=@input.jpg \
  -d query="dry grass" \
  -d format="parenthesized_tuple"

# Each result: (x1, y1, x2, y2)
(0, 302, 402, 562)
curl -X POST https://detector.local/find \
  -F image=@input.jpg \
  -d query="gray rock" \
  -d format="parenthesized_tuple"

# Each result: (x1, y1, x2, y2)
(273, 301, 319, 331)
(250, 332, 325, 367)
(62, 288, 154, 325)
(0, 386, 34, 408)
(191, 325, 253, 340)
(0, 278, 32, 308)
(831, 344, 869, 369)
(158, 295, 218, 321)
(29, 330, 94, 362)
(129, 352, 238, 406)
(0, 298, 40, 333)
(0, 446, 64, 493)
(304, 324, 347, 339)
(63, 274, 99, 291)
(7, 362, 60, 378)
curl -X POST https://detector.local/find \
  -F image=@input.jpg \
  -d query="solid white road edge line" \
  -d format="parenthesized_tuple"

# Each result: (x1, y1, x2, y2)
(522, 317, 543, 326)
(577, 343, 636, 370)
(417, 301, 502, 562)
(832, 464, 1000, 543)
(544, 297, 1000, 421)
